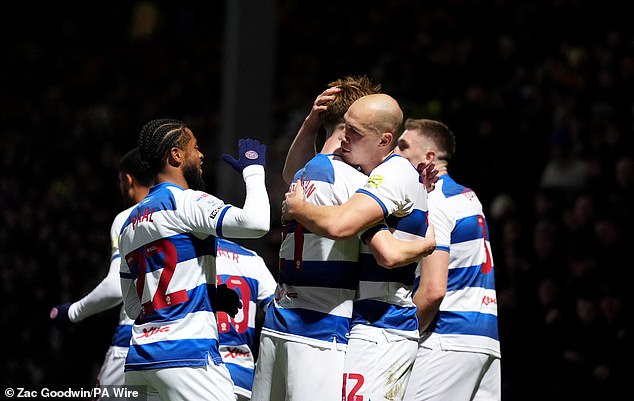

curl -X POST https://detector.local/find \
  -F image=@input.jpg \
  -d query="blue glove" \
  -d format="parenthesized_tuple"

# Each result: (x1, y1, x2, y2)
(214, 284, 242, 318)
(221, 138, 266, 173)
(50, 302, 73, 330)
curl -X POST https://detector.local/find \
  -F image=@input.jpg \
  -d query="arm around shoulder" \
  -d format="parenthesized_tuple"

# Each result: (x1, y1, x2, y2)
(283, 188, 383, 240)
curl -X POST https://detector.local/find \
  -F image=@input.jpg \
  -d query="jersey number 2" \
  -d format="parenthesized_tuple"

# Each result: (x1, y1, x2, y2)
(343, 373, 364, 401)
(128, 239, 188, 316)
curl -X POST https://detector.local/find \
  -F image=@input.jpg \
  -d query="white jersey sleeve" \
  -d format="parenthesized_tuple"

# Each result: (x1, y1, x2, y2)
(215, 165, 270, 238)
(353, 154, 429, 341)
(120, 165, 268, 253)
(68, 206, 134, 322)
(427, 185, 453, 253)
(357, 154, 428, 219)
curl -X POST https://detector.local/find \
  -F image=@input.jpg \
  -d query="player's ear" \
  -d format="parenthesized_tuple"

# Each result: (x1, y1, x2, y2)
(379, 131, 393, 148)
(168, 147, 183, 167)
(124, 173, 134, 188)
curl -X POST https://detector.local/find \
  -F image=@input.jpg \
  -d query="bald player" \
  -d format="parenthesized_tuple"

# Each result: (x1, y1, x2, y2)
(283, 93, 431, 401)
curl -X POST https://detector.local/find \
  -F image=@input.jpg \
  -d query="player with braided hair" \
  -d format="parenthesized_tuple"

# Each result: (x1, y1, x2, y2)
(119, 118, 271, 401)
(137, 119, 187, 169)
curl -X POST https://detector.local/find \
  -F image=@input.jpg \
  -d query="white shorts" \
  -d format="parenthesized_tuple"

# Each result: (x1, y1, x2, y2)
(125, 362, 236, 401)
(402, 336, 501, 401)
(343, 330, 418, 401)
(95, 346, 128, 389)
(251, 332, 346, 401)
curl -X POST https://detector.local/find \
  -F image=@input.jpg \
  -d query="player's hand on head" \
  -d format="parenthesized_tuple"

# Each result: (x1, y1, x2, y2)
(215, 284, 242, 318)
(307, 87, 341, 120)
(221, 138, 266, 173)
(50, 302, 73, 330)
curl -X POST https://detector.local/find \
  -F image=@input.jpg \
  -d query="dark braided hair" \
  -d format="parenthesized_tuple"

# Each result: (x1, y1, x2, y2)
(137, 118, 191, 175)
(119, 147, 155, 187)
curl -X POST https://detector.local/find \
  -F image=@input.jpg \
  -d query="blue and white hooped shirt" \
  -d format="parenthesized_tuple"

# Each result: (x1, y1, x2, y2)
(419, 174, 500, 358)
(263, 154, 366, 350)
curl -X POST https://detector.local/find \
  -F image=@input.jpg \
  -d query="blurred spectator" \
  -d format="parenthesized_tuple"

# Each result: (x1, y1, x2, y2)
(608, 155, 634, 225)
(539, 128, 588, 193)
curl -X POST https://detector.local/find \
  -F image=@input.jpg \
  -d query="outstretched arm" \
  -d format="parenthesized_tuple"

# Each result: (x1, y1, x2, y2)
(366, 223, 436, 269)
(282, 179, 384, 239)
(50, 217, 127, 329)
(66, 256, 123, 322)
(220, 139, 271, 238)
(282, 87, 340, 184)
(219, 165, 270, 238)
(51, 259, 123, 329)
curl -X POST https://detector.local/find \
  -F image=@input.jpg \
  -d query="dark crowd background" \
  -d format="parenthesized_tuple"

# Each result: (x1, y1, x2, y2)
(1, 1, 632, 400)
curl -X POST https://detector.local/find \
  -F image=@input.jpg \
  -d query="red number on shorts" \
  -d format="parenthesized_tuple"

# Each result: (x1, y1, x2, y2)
(127, 239, 188, 316)
(343, 373, 364, 401)
(216, 275, 251, 334)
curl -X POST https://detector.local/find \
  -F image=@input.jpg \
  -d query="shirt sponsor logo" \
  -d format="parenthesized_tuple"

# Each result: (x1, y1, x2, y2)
(482, 295, 497, 306)
(195, 193, 211, 202)
(196, 193, 222, 210)
(135, 325, 170, 339)
(366, 174, 384, 188)
(209, 205, 224, 219)
(222, 347, 252, 359)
